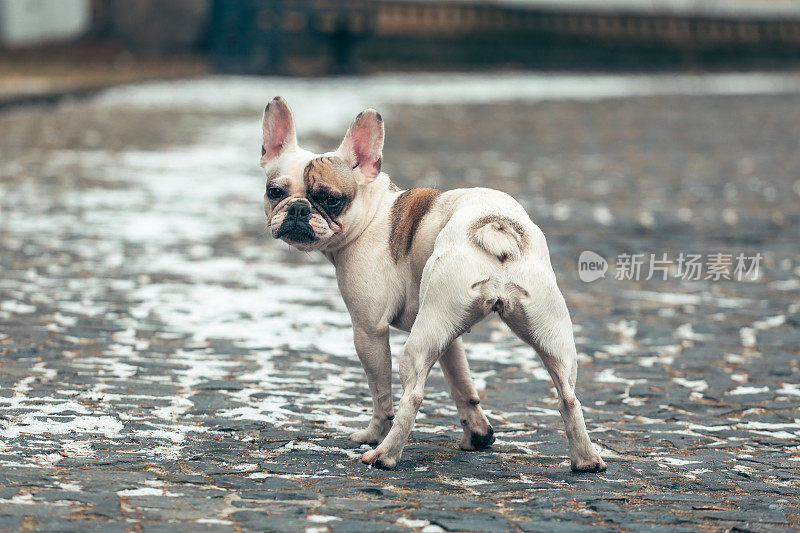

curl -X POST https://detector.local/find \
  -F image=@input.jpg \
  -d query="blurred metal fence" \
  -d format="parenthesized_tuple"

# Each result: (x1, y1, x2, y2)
(375, 1, 800, 48)
(208, 0, 800, 74)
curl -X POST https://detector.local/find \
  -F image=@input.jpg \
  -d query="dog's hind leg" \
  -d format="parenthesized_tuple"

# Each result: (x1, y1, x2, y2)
(439, 337, 494, 450)
(361, 246, 489, 469)
(500, 261, 607, 472)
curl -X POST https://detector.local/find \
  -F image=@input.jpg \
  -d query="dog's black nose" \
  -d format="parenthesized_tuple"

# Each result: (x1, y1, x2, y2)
(287, 202, 311, 219)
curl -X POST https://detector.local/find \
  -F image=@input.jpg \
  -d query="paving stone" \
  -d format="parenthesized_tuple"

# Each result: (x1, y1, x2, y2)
(33, 522, 132, 533)
(211, 475, 301, 491)
(0, 517, 22, 531)
(413, 509, 513, 532)
(144, 524, 234, 533)
(332, 520, 407, 533)
(515, 521, 615, 533)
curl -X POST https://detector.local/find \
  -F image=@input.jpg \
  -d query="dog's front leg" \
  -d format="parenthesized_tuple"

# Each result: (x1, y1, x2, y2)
(360, 247, 476, 469)
(349, 325, 394, 444)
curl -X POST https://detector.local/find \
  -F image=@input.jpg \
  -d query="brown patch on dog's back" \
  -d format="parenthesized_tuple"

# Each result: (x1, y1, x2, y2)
(389, 188, 441, 261)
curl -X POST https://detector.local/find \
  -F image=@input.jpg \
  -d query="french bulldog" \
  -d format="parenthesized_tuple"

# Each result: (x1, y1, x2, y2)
(261, 96, 606, 472)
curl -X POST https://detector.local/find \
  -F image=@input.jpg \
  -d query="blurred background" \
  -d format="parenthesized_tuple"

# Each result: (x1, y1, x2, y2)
(3, 0, 800, 104)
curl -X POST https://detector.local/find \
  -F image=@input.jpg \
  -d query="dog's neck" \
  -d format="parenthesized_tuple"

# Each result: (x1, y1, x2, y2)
(322, 173, 393, 263)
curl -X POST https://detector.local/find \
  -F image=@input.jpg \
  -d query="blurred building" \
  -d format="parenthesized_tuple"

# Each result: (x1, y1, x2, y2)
(209, 0, 800, 73)
(1, 0, 800, 74)
(0, 0, 90, 47)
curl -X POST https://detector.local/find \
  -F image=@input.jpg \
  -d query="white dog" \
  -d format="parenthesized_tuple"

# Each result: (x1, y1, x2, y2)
(261, 96, 606, 472)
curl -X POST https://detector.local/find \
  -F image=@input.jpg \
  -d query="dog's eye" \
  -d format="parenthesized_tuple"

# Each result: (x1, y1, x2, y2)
(267, 187, 284, 200)
(323, 196, 343, 207)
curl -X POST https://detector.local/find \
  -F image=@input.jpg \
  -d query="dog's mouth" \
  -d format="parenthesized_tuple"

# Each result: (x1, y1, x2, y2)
(275, 218, 317, 243)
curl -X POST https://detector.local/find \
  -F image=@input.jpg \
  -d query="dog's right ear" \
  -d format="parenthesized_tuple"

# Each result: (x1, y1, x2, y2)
(336, 109, 384, 184)
(261, 96, 297, 166)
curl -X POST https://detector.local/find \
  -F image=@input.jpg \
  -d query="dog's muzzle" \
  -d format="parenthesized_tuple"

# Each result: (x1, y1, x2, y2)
(275, 200, 316, 243)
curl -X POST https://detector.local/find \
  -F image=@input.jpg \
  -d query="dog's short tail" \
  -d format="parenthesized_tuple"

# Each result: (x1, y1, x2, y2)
(471, 216, 526, 263)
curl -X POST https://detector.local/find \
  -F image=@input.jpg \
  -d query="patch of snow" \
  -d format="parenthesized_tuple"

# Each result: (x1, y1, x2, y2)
(1, 415, 124, 439)
(117, 487, 181, 497)
(660, 457, 702, 466)
(674, 378, 709, 392)
(740, 327, 757, 347)
(753, 315, 786, 330)
(777, 383, 800, 396)
(308, 515, 342, 523)
(397, 517, 430, 528)
(728, 386, 770, 395)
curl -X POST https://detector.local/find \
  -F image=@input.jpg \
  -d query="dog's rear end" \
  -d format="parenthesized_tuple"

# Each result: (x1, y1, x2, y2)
(364, 189, 606, 471)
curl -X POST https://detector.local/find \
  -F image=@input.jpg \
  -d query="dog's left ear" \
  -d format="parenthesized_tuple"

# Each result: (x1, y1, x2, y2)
(337, 109, 384, 183)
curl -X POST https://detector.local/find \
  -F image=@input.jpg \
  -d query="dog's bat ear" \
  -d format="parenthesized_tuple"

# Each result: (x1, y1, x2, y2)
(261, 96, 297, 166)
(337, 109, 384, 183)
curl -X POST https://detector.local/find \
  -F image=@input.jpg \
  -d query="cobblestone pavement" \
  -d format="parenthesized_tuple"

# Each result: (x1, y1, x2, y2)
(1, 74, 799, 532)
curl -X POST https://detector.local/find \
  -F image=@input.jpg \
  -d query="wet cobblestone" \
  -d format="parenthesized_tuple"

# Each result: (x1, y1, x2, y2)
(1, 76, 799, 531)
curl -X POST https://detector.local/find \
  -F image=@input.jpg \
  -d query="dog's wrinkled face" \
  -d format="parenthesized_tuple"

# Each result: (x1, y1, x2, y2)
(265, 156, 357, 250)
(261, 97, 384, 252)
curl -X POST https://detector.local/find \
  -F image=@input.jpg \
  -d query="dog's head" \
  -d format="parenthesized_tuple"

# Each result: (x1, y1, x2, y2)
(261, 97, 384, 252)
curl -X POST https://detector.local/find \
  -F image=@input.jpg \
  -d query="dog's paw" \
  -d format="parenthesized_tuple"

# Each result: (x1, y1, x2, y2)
(349, 428, 384, 445)
(459, 425, 495, 451)
(570, 454, 607, 473)
(349, 420, 391, 444)
(360, 448, 397, 469)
